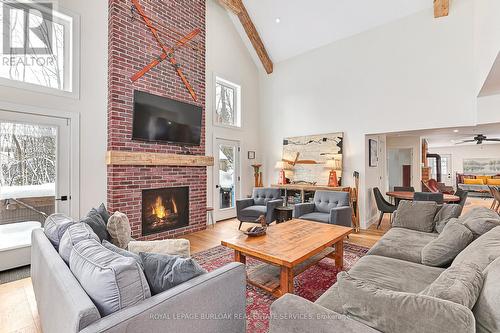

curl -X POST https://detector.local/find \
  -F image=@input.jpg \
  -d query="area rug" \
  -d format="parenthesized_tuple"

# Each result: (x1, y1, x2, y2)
(192, 242, 368, 333)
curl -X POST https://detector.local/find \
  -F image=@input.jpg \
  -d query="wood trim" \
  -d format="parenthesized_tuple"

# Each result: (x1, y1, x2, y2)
(106, 150, 214, 166)
(434, 0, 449, 18)
(217, 0, 273, 74)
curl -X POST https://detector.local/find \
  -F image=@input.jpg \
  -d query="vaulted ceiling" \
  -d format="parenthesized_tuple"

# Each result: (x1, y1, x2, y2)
(224, 0, 438, 68)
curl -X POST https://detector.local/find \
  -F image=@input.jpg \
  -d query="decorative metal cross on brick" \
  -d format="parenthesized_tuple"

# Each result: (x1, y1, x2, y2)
(130, 0, 200, 102)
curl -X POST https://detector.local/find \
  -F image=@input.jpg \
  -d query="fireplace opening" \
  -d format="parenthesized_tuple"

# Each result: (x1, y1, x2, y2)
(142, 186, 189, 236)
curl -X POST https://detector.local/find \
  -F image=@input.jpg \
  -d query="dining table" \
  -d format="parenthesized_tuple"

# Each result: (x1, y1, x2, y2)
(386, 191, 460, 205)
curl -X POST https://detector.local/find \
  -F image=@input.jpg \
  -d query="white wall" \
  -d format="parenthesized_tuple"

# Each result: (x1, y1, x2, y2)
(387, 148, 412, 191)
(429, 144, 500, 185)
(0, 0, 107, 217)
(386, 136, 422, 191)
(259, 0, 476, 229)
(205, 0, 261, 216)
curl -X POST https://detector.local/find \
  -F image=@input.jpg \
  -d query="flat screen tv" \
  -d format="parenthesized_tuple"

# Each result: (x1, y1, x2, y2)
(132, 90, 202, 145)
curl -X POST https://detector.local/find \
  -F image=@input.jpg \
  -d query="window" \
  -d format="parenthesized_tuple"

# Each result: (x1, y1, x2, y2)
(0, 1, 77, 94)
(215, 77, 241, 127)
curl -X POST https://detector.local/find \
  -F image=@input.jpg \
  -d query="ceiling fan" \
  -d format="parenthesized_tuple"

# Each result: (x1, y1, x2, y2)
(455, 134, 500, 145)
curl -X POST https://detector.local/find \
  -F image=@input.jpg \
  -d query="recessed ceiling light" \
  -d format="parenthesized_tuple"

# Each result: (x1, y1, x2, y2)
(275, 18, 281, 23)
(453, 129, 459, 133)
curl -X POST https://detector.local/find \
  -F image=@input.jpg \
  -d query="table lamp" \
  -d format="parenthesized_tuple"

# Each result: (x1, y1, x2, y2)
(275, 161, 287, 185)
(325, 158, 342, 187)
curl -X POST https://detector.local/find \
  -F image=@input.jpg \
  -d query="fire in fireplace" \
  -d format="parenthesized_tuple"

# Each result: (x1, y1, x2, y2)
(142, 186, 189, 236)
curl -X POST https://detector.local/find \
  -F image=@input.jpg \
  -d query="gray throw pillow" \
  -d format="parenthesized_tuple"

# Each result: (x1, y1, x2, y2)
(434, 204, 463, 233)
(140, 252, 206, 295)
(43, 213, 76, 249)
(459, 207, 500, 239)
(452, 226, 500, 271)
(336, 272, 475, 333)
(392, 200, 439, 233)
(90, 203, 111, 224)
(102, 239, 143, 270)
(337, 272, 475, 333)
(70, 239, 150, 316)
(420, 263, 483, 309)
(473, 257, 500, 332)
(82, 212, 109, 242)
(421, 218, 474, 267)
(59, 223, 99, 264)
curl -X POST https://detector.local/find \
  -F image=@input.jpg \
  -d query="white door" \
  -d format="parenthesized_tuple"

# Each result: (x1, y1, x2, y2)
(213, 138, 240, 221)
(0, 110, 71, 223)
(440, 154, 453, 187)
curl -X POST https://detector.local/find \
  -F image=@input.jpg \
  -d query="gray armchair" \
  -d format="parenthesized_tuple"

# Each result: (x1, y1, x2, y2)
(236, 188, 283, 229)
(293, 190, 352, 227)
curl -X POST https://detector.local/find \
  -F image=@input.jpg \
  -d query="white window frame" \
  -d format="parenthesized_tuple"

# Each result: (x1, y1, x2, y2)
(213, 76, 241, 129)
(0, 2, 80, 99)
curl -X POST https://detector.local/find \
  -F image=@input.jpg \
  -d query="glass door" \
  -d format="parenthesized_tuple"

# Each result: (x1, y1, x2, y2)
(0, 110, 71, 224)
(440, 154, 453, 187)
(213, 138, 240, 221)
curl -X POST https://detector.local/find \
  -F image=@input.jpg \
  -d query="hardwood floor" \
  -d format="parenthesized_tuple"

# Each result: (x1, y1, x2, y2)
(0, 197, 493, 333)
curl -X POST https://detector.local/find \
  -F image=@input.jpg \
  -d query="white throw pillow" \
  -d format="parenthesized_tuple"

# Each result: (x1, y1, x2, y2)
(128, 239, 190, 258)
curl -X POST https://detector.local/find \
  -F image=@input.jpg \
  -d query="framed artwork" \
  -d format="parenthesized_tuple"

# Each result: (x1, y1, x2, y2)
(369, 139, 378, 167)
(247, 151, 256, 159)
(463, 158, 500, 174)
(282, 132, 343, 184)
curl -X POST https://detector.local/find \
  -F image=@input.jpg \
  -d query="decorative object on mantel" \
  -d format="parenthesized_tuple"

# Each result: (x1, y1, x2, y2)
(325, 157, 342, 187)
(369, 139, 378, 167)
(282, 133, 343, 184)
(251, 164, 263, 187)
(243, 215, 267, 237)
(248, 151, 256, 159)
(106, 150, 214, 166)
(129, 0, 201, 101)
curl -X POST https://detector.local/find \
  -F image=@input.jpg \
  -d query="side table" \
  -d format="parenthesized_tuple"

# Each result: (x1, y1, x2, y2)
(275, 206, 293, 223)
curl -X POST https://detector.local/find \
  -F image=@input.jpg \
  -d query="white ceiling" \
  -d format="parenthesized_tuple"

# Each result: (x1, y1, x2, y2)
(241, 0, 433, 63)
(386, 123, 500, 148)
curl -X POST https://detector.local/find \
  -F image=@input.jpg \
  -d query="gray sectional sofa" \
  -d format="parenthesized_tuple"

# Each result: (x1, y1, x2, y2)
(269, 205, 500, 333)
(31, 227, 246, 333)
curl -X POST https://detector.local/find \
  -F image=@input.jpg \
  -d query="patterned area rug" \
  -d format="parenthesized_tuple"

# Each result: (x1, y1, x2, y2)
(192, 242, 368, 333)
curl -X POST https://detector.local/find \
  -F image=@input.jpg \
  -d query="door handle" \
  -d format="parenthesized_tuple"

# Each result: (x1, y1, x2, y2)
(215, 185, 219, 189)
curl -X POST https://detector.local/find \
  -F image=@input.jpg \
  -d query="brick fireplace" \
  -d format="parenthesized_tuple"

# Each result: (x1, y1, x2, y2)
(107, 0, 207, 240)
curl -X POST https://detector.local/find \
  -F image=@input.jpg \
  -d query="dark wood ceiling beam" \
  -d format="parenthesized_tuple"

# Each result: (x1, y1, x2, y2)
(434, 0, 449, 18)
(217, 0, 273, 74)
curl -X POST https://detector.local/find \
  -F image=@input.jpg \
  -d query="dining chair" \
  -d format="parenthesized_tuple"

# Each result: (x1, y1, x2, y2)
(454, 188, 468, 211)
(373, 187, 397, 229)
(413, 192, 444, 204)
(493, 187, 500, 213)
(394, 186, 415, 192)
(489, 186, 499, 212)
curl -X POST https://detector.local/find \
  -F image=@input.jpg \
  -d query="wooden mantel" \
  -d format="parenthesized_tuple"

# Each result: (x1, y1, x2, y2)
(106, 150, 214, 166)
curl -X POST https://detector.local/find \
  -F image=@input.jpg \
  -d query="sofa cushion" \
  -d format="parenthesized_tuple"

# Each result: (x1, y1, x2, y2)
(420, 263, 483, 309)
(392, 200, 439, 233)
(299, 212, 330, 224)
(336, 272, 475, 333)
(452, 226, 500, 272)
(90, 203, 111, 224)
(69, 239, 151, 316)
(102, 239, 143, 270)
(473, 256, 500, 332)
(59, 223, 99, 264)
(139, 252, 206, 295)
(367, 227, 437, 263)
(459, 207, 500, 239)
(128, 239, 191, 258)
(240, 205, 267, 218)
(43, 213, 76, 249)
(106, 211, 131, 249)
(82, 212, 109, 242)
(421, 219, 474, 267)
(434, 204, 463, 233)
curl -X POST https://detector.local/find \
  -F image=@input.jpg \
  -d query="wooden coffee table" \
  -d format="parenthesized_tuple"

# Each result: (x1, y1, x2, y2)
(221, 219, 352, 297)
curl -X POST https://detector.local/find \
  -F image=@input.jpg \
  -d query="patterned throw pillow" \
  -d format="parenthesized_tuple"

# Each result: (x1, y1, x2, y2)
(107, 211, 132, 249)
